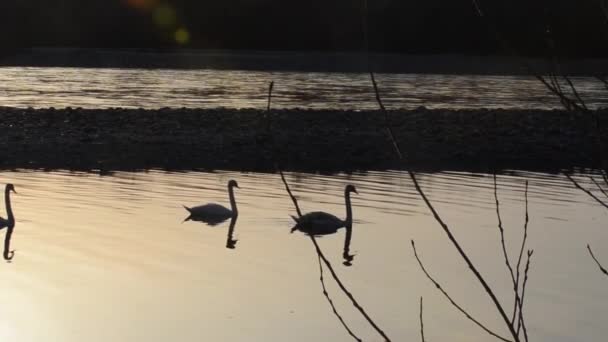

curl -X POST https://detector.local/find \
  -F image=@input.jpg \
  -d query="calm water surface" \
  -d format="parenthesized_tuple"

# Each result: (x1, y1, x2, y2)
(1, 67, 607, 110)
(0, 169, 606, 341)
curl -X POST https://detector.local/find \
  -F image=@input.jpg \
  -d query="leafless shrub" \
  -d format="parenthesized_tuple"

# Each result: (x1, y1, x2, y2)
(362, 1, 534, 341)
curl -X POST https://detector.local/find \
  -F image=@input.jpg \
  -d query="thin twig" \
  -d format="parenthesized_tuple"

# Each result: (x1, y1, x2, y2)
(267, 81, 274, 111)
(411, 240, 512, 342)
(419, 297, 426, 342)
(563, 75, 588, 111)
(364, 3, 517, 336)
(279, 169, 302, 217)
(317, 254, 363, 342)
(587, 244, 608, 277)
(516, 250, 533, 342)
(494, 174, 516, 284)
(513, 181, 530, 324)
(312, 236, 392, 341)
(564, 173, 608, 209)
(408, 171, 518, 341)
(590, 177, 608, 199)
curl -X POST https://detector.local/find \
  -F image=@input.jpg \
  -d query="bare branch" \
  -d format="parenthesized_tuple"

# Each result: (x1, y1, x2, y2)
(590, 177, 608, 199)
(411, 240, 512, 342)
(494, 174, 516, 283)
(279, 170, 303, 217)
(317, 254, 362, 342)
(564, 173, 608, 209)
(587, 244, 608, 277)
(512, 181, 530, 325)
(420, 297, 426, 342)
(312, 236, 392, 341)
(563, 75, 588, 111)
(516, 250, 534, 342)
(267, 81, 274, 111)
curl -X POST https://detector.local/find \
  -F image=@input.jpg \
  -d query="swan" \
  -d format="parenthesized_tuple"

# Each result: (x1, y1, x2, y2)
(0, 184, 16, 261)
(291, 184, 358, 236)
(184, 180, 239, 226)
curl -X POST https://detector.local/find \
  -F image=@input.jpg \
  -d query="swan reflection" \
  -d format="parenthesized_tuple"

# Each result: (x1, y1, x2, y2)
(0, 184, 17, 261)
(183, 209, 240, 250)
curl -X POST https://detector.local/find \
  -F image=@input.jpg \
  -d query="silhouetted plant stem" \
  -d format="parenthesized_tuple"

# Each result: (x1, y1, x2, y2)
(516, 250, 534, 342)
(317, 254, 363, 342)
(564, 173, 608, 209)
(411, 240, 512, 342)
(278, 169, 302, 218)
(590, 177, 608, 199)
(419, 297, 426, 342)
(366, 54, 520, 340)
(362, 2, 521, 340)
(311, 236, 392, 341)
(267, 81, 274, 111)
(494, 174, 517, 285)
(513, 182, 530, 323)
(587, 244, 608, 277)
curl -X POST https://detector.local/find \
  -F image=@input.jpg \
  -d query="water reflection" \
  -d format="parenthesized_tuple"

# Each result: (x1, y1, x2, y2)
(0, 184, 17, 261)
(1, 67, 608, 110)
(225, 216, 238, 249)
(0, 169, 606, 341)
(184, 213, 240, 250)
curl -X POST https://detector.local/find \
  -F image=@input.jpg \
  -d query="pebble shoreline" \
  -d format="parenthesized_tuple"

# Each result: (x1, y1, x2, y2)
(0, 107, 605, 173)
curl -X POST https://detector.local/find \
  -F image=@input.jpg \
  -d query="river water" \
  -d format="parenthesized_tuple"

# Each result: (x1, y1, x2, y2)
(0, 169, 606, 342)
(0, 67, 607, 110)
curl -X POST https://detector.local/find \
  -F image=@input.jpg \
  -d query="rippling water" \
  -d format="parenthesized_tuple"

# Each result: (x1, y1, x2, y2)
(1, 67, 607, 110)
(0, 169, 606, 341)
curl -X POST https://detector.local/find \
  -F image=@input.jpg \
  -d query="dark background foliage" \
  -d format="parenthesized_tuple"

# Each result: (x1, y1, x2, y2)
(0, 0, 605, 57)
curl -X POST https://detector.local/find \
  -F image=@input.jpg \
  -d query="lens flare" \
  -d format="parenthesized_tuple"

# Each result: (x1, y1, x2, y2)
(153, 4, 177, 29)
(175, 28, 190, 45)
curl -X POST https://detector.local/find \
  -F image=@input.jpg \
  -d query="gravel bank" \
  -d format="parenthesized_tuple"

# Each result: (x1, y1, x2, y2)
(0, 107, 605, 173)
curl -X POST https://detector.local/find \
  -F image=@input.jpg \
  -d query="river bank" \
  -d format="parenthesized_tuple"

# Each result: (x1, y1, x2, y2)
(0, 107, 605, 173)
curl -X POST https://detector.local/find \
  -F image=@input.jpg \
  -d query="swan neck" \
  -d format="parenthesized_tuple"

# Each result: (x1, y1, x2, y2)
(228, 185, 238, 216)
(5, 187, 13, 225)
(344, 190, 353, 225)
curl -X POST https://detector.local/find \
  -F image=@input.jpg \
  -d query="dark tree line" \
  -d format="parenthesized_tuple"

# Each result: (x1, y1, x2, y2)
(0, 0, 605, 57)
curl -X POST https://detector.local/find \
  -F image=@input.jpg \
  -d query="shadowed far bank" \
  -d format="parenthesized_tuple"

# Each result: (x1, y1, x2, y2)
(2, 49, 608, 75)
(0, 107, 605, 173)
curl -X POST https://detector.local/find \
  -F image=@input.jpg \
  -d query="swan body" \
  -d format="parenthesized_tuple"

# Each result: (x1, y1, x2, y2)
(184, 180, 239, 226)
(291, 184, 358, 236)
(291, 212, 345, 235)
(0, 217, 9, 230)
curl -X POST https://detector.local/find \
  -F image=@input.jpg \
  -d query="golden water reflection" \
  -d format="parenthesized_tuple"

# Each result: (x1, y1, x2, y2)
(0, 169, 606, 341)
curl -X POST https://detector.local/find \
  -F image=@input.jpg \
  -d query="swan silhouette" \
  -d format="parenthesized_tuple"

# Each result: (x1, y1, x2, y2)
(291, 184, 358, 236)
(0, 184, 17, 261)
(184, 180, 239, 226)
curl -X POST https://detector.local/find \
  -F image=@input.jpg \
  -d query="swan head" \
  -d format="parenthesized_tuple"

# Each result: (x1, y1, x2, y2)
(228, 180, 240, 189)
(345, 184, 358, 195)
(6, 184, 16, 194)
